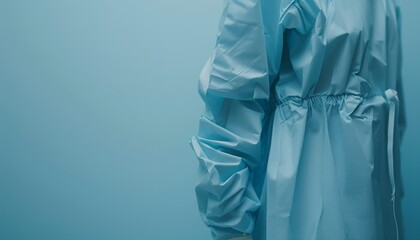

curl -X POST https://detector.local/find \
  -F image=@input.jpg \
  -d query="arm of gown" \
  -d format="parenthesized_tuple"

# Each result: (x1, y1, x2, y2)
(188, 0, 289, 239)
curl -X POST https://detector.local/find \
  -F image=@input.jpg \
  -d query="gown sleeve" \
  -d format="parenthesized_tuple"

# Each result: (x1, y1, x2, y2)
(188, 0, 292, 239)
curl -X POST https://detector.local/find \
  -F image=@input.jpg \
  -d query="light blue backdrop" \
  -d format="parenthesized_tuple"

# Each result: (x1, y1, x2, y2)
(0, 1, 418, 239)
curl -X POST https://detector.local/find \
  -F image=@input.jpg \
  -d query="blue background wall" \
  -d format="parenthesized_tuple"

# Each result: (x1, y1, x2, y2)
(0, 0, 418, 239)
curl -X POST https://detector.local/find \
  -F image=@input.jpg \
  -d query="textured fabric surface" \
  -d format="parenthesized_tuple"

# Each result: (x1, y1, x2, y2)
(189, 0, 406, 239)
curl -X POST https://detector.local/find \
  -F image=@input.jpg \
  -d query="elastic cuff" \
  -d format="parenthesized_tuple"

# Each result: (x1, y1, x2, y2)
(228, 234, 252, 240)
(210, 226, 252, 240)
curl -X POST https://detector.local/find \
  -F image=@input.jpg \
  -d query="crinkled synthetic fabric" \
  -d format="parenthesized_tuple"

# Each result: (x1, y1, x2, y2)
(188, 0, 407, 239)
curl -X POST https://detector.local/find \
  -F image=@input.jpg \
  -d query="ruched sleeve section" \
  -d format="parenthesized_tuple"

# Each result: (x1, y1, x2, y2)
(188, 0, 293, 239)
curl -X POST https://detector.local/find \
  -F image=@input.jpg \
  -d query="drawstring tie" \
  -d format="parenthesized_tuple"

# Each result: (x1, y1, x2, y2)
(384, 88, 400, 240)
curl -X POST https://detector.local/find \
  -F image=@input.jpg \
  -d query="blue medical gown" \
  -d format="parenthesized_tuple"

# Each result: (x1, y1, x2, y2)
(188, 0, 407, 239)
